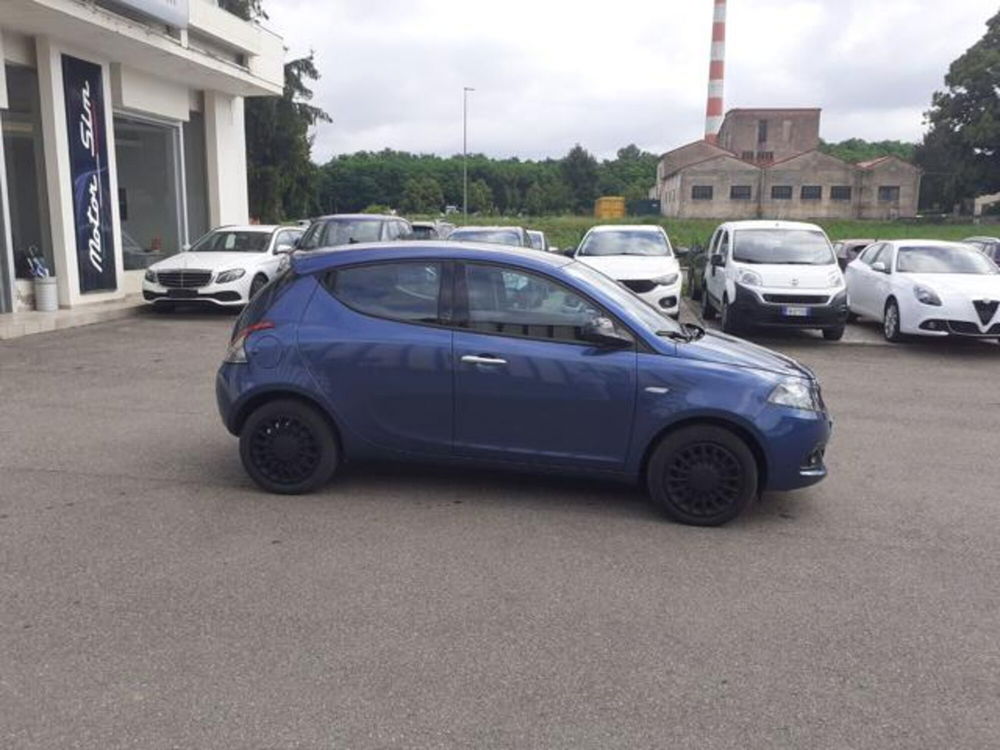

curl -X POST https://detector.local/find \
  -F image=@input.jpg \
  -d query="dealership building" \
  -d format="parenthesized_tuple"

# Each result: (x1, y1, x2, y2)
(0, 0, 284, 314)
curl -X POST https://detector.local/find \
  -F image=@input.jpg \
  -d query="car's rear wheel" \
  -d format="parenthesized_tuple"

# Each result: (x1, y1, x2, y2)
(701, 287, 716, 320)
(647, 425, 758, 526)
(239, 399, 339, 494)
(883, 299, 905, 343)
(822, 326, 845, 341)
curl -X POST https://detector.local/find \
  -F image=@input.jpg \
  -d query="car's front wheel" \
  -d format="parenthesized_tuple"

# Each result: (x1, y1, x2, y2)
(822, 326, 845, 341)
(647, 425, 758, 526)
(240, 399, 339, 494)
(883, 299, 904, 343)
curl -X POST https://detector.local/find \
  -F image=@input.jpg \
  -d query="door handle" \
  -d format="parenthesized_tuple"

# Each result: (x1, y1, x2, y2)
(461, 355, 507, 366)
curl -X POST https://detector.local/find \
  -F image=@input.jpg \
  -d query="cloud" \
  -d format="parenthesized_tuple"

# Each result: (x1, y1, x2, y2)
(262, 0, 998, 161)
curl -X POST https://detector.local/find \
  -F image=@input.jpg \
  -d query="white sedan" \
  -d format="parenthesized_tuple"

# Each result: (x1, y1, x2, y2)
(845, 240, 1000, 342)
(142, 225, 303, 310)
(571, 225, 682, 317)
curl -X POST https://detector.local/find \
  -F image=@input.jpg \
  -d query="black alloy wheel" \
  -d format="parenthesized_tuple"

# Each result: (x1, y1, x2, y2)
(883, 299, 904, 343)
(240, 399, 339, 494)
(647, 425, 757, 526)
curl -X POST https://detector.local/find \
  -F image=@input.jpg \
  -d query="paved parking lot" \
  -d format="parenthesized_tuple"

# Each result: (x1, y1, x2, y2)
(2, 311, 1000, 749)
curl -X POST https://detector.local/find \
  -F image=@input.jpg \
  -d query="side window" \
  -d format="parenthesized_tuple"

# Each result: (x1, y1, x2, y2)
(397, 221, 413, 239)
(858, 243, 882, 266)
(866, 244, 889, 269)
(298, 222, 323, 250)
(718, 231, 730, 260)
(273, 230, 294, 250)
(463, 264, 625, 345)
(326, 262, 441, 323)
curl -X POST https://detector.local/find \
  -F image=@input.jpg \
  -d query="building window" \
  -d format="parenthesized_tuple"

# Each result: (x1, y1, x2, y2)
(757, 119, 768, 144)
(771, 185, 793, 200)
(741, 151, 755, 162)
(730, 185, 752, 201)
(831, 186, 853, 201)
(878, 186, 901, 203)
(756, 151, 774, 164)
(801, 185, 822, 201)
(691, 185, 714, 201)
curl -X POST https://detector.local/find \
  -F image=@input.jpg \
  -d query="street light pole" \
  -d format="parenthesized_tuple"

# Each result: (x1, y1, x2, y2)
(463, 86, 474, 222)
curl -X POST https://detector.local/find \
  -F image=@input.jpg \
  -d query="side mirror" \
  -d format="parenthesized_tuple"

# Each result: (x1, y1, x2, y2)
(275, 243, 294, 254)
(871, 261, 888, 274)
(582, 316, 632, 348)
(710, 254, 725, 267)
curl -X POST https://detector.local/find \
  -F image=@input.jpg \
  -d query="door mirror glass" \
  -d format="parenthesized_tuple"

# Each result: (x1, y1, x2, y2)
(710, 254, 725, 268)
(275, 243, 294, 254)
(581, 316, 632, 348)
(871, 261, 888, 274)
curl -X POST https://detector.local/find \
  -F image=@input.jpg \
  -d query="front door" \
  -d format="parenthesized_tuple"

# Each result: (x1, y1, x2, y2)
(452, 262, 637, 469)
(706, 229, 729, 305)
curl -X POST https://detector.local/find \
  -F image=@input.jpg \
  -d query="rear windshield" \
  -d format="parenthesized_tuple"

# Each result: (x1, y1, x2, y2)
(733, 229, 835, 265)
(300, 219, 383, 249)
(450, 229, 523, 246)
(578, 230, 672, 257)
(897, 246, 999, 274)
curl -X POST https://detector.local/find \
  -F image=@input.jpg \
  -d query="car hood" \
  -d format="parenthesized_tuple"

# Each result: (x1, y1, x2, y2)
(679, 330, 813, 379)
(150, 252, 266, 271)
(577, 254, 679, 281)
(736, 262, 841, 289)
(903, 273, 1000, 299)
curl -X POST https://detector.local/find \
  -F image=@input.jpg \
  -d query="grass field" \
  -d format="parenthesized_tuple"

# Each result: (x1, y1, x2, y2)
(432, 215, 992, 253)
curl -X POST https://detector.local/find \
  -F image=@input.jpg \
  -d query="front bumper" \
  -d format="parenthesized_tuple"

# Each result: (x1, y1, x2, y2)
(900, 297, 1000, 338)
(731, 284, 848, 329)
(142, 281, 247, 307)
(762, 406, 833, 491)
(632, 282, 682, 316)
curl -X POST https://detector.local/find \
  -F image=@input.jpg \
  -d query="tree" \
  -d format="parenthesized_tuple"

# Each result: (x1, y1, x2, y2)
(524, 182, 544, 216)
(401, 176, 444, 214)
(466, 179, 494, 214)
(561, 144, 599, 213)
(819, 139, 915, 164)
(915, 9, 1000, 209)
(244, 54, 331, 222)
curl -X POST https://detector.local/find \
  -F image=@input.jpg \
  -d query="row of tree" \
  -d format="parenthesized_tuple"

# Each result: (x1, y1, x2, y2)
(234, 1, 1000, 222)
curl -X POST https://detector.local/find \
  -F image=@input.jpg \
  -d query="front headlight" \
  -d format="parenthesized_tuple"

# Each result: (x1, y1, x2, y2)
(216, 268, 246, 284)
(652, 273, 680, 286)
(913, 285, 942, 306)
(827, 270, 845, 288)
(768, 379, 822, 412)
(737, 269, 763, 287)
(144, 269, 157, 283)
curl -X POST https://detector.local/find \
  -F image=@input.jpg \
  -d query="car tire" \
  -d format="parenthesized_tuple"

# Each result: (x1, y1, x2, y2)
(701, 287, 717, 320)
(720, 295, 740, 334)
(249, 274, 268, 300)
(239, 399, 339, 495)
(690, 278, 703, 301)
(846, 311, 859, 323)
(822, 326, 845, 341)
(647, 425, 758, 527)
(883, 298, 905, 343)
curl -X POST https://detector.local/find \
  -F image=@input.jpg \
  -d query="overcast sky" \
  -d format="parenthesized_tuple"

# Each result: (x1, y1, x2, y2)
(263, 0, 997, 163)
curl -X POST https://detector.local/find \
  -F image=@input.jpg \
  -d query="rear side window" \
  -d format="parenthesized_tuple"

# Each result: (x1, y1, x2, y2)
(325, 262, 442, 323)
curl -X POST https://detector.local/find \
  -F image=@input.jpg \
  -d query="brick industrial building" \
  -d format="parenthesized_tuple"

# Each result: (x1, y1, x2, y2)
(652, 108, 922, 220)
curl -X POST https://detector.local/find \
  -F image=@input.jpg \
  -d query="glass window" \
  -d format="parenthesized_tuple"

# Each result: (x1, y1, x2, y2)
(328, 262, 441, 322)
(801, 185, 822, 201)
(691, 185, 713, 201)
(383, 221, 400, 241)
(771, 185, 793, 200)
(273, 230, 298, 251)
(831, 186, 852, 201)
(183, 112, 209, 241)
(730, 185, 752, 201)
(878, 186, 901, 203)
(449, 228, 523, 246)
(463, 264, 615, 344)
(3, 65, 54, 281)
(301, 218, 384, 249)
(578, 229, 672, 257)
(732, 229, 835, 265)
(858, 243, 884, 266)
(757, 119, 768, 144)
(190, 230, 270, 253)
(896, 246, 999, 275)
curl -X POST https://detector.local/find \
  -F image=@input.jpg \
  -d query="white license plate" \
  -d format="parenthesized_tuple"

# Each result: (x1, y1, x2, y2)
(783, 306, 810, 317)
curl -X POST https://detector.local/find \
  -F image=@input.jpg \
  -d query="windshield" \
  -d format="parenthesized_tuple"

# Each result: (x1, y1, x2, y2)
(733, 229, 835, 265)
(450, 229, 522, 246)
(897, 246, 1000, 274)
(189, 230, 270, 253)
(578, 230, 672, 257)
(565, 261, 684, 336)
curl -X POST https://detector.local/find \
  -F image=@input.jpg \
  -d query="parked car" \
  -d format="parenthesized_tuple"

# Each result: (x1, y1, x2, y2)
(409, 221, 442, 240)
(527, 230, 549, 252)
(700, 220, 848, 340)
(569, 225, 682, 317)
(845, 240, 1000, 342)
(833, 239, 875, 271)
(962, 236, 1000, 263)
(448, 226, 533, 247)
(297, 214, 412, 250)
(216, 243, 832, 527)
(142, 225, 304, 311)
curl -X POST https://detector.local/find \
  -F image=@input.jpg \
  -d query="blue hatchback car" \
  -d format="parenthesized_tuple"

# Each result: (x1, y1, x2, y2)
(217, 243, 831, 526)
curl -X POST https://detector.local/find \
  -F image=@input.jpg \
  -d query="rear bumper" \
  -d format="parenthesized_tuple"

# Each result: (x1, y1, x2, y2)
(731, 284, 849, 329)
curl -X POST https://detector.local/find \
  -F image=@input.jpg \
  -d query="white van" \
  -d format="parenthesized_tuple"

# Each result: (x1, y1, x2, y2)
(700, 220, 848, 340)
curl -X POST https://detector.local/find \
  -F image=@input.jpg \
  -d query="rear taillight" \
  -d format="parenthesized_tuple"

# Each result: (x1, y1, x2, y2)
(224, 320, 275, 364)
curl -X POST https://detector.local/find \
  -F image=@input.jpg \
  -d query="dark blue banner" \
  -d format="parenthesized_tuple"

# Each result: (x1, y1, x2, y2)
(62, 55, 116, 293)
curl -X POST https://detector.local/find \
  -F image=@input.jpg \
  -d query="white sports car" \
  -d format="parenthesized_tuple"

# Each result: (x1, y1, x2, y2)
(142, 225, 304, 310)
(845, 240, 1000, 342)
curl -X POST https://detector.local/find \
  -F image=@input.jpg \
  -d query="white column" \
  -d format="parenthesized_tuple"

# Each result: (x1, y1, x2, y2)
(0, 31, 14, 312)
(204, 91, 249, 227)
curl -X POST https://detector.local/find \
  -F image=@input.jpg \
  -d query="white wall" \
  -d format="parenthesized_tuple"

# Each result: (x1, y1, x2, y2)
(204, 90, 248, 226)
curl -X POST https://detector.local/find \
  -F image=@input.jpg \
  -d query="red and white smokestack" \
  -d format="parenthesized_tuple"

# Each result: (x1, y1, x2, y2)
(704, 0, 727, 144)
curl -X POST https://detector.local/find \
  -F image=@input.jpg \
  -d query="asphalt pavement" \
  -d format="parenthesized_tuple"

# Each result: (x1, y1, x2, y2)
(2, 310, 999, 749)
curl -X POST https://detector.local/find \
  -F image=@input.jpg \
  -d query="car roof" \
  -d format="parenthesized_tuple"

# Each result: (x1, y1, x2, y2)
(836, 238, 876, 244)
(963, 236, 1000, 242)
(586, 224, 664, 233)
(719, 220, 824, 231)
(214, 224, 280, 233)
(291, 242, 570, 276)
(450, 225, 525, 232)
(312, 214, 400, 221)
(887, 240, 974, 249)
